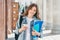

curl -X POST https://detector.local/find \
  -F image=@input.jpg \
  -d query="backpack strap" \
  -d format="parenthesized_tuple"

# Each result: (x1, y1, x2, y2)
(19, 15, 23, 28)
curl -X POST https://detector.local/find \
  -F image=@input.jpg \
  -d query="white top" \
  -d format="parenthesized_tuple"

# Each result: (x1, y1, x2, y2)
(25, 17, 33, 40)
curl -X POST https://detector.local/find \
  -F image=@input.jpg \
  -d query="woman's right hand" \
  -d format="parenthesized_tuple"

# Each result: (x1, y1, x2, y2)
(19, 26, 28, 32)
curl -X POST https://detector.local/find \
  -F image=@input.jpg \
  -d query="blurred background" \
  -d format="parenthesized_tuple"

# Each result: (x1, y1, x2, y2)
(7, 0, 60, 40)
(0, 0, 60, 40)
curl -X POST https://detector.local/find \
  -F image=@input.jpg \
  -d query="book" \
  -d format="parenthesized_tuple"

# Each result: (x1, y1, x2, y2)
(33, 20, 43, 32)
(33, 20, 43, 38)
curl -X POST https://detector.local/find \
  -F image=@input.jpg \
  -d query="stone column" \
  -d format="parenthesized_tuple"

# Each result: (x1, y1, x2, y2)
(7, 0, 13, 35)
(52, 0, 60, 34)
(0, 0, 7, 40)
(45, 0, 53, 30)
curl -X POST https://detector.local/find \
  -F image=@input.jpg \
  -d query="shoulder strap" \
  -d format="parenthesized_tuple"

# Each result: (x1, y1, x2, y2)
(19, 15, 23, 28)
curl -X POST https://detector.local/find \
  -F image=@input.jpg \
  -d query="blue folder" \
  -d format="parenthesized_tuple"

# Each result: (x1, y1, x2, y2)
(34, 20, 43, 32)
(33, 20, 43, 38)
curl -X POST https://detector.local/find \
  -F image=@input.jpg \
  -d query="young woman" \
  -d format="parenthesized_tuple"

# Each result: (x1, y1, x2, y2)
(15, 3, 41, 40)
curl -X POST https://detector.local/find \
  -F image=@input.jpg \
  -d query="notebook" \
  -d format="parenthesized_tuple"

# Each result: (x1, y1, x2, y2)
(33, 20, 43, 32)
(33, 20, 43, 38)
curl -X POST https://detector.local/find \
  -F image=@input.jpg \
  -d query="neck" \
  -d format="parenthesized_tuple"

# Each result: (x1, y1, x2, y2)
(27, 15, 33, 19)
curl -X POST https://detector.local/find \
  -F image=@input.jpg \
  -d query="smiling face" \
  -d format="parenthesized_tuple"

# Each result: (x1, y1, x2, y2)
(28, 6, 37, 17)
(23, 4, 41, 19)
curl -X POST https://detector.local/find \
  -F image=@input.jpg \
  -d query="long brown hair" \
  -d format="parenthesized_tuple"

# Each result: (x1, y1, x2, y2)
(22, 3, 41, 20)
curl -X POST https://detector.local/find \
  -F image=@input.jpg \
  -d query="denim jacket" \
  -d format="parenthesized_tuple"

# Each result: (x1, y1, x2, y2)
(15, 17, 42, 40)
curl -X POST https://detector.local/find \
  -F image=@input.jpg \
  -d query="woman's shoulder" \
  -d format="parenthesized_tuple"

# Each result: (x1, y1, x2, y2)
(22, 16, 27, 24)
(33, 17, 41, 20)
(22, 16, 27, 19)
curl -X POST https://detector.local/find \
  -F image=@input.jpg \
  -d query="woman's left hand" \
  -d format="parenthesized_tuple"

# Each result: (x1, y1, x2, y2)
(32, 31, 40, 36)
(35, 32, 40, 36)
